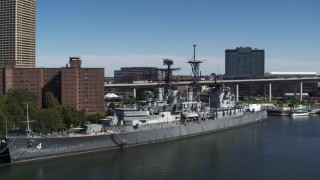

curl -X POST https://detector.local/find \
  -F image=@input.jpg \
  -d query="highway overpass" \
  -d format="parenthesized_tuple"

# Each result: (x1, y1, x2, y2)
(105, 77, 320, 102)
(105, 77, 320, 87)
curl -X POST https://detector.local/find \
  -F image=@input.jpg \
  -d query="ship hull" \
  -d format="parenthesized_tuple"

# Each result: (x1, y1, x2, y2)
(1, 110, 267, 165)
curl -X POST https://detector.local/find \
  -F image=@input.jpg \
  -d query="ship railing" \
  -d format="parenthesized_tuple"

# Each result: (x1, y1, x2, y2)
(210, 108, 246, 119)
(106, 121, 182, 132)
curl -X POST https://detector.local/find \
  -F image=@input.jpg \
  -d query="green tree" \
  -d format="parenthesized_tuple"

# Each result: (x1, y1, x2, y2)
(0, 94, 7, 138)
(0, 94, 6, 112)
(277, 99, 283, 106)
(0, 89, 38, 137)
(0, 111, 8, 139)
(43, 91, 61, 109)
(124, 97, 136, 105)
(61, 106, 85, 128)
(291, 98, 299, 105)
(106, 108, 115, 116)
(307, 99, 316, 108)
(108, 102, 116, 109)
(6, 97, 25, 129)
(33, 108, 63, 133)
(7, 89, 38, 104)
(106, 102, 116, 116)
(86, 112, 106, 124)
(0, 88, 111, 136)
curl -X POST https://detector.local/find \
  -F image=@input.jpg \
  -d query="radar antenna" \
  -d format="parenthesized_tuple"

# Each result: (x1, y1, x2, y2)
(157, 59, 181, 95)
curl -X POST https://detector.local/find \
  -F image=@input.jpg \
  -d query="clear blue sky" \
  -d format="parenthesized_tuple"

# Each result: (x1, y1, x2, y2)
(36, 0, 320, 76)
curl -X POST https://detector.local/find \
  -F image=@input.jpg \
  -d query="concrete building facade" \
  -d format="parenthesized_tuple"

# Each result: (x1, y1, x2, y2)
(0, 0, 36, 68)
(225, 47, 264, 79)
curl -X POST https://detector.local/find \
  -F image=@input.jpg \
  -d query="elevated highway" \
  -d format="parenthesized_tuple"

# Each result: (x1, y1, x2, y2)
(105, 77, 320, 102)
(105, 77, 320, 87)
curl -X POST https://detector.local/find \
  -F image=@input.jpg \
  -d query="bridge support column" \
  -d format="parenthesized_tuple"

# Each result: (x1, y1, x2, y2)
(300, 81, 303, 103)
(269, 83, 272, 102)
(133, 88, 136, 98)
(236, 84, 239, 102)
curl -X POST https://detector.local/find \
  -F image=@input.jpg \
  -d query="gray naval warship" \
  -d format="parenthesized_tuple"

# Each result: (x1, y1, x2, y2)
(0, 46, 267, 165)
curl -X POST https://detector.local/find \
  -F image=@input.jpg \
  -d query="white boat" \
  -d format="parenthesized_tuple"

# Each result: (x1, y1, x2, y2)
(309, 108, 320, 114)
(291, 111, 309, 117)
(290, 104, 310, 117)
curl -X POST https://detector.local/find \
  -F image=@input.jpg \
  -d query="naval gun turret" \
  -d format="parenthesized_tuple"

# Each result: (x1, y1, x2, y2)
(209, 83, 235, 108)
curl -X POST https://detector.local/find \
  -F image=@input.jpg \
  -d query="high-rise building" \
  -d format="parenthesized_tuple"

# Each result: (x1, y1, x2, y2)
(225, 47, 264, 79)
(0, 0, 36, 68)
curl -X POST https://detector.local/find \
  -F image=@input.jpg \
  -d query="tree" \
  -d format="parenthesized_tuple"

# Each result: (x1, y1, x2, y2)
(307, 99, 316, 108)
(0, 111, 8, 139)
(33, 108, 64, 133)
(61, 106, 86, 128)
(0, 94, 6, 112)
(291, 98, 299, 105)
(0, 88, 109, 135)
(124, 97, 136, 105)
(0, 89, 38, 137)
(6, 97, 25, 129)
(108, 102, 116, 109)
(43, 91, 61, 109)
(0, 94, 8, 138)
(7, 89, 38, 104)
(106, 108, 115, 116)
(86, 112, 106, 124)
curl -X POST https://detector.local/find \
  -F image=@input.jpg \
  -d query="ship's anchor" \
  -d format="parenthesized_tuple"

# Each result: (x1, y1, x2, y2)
(111, 134, 127, 148)
(27, 140, 34, 147)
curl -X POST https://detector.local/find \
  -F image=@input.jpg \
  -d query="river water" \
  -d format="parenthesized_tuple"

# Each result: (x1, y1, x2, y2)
(1, 115, 320, 180)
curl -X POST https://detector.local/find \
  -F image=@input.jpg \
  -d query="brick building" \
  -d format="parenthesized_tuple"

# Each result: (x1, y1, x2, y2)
(0, 57, 105, 112)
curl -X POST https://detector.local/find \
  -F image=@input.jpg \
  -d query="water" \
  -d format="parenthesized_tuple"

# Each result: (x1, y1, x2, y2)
(1, 115, 320, 180)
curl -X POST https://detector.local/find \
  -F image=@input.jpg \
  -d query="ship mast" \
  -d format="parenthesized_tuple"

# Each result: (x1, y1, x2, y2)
(157, 59, 180, 96)
(187, 44, 204, 101)
(22, 102, 34, 132)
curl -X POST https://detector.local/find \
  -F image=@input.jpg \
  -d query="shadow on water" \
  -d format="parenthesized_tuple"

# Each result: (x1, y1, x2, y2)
(1, 116, 320, 180)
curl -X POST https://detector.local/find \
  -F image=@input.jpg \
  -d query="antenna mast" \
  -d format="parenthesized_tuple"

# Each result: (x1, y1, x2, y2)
(22, 102, 33, 132)
(157, 59, 181, 95)
(187, 44, 204, 101)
